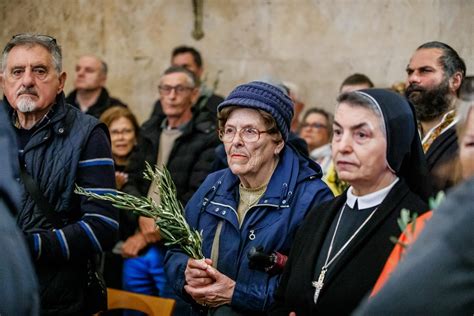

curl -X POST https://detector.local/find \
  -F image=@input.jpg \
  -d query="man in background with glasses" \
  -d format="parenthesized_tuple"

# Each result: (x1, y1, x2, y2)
(148, 45, 224, 121)
(121, 66, 219, 314)
(0, 33, 118, 314)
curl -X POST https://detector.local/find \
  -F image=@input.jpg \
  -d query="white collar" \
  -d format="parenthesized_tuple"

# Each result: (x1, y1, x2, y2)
(309, 143, 331, 159)
(346, 177, 399, 209)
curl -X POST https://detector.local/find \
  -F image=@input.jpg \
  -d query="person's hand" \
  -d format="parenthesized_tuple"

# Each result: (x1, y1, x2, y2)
(115, 171, 129, 189)
(185, 258, 214, 288)
(289, 312, 296, 316)
(184, 264, 236, 308)
(121, 232, 147, 258)
(138, 216, 161, 243)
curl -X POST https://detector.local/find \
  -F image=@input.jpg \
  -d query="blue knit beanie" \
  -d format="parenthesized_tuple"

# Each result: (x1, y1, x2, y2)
(217, 81, 294, 141)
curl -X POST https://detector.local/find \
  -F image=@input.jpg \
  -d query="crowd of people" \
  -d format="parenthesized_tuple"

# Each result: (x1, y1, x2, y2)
(0, 32, 472, 316)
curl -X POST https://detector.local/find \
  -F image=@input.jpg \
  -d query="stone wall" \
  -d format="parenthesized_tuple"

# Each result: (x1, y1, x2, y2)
(1, 0, 472, 123)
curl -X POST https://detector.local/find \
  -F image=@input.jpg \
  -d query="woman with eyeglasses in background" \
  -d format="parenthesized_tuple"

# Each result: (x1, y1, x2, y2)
(164, 81, 333, 315)
(100, 106, 140, 290)
(299, 108, 333, 175)
(100, 106, 139, 189)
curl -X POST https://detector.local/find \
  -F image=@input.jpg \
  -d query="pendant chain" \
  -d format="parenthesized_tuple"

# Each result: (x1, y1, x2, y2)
(312, 204, 378, 304)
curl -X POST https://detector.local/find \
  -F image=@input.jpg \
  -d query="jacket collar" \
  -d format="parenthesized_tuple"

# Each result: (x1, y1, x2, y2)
(66, 87, 111, 113)
(208, 145, 323, 208)
(6, 92, 69, 130)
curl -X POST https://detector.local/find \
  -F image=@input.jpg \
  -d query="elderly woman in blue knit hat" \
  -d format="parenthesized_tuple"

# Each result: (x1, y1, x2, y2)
(165, 81, 332, 315)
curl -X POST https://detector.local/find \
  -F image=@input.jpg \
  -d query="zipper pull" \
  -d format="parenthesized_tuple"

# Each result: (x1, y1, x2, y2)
(249, 230, 256, 240)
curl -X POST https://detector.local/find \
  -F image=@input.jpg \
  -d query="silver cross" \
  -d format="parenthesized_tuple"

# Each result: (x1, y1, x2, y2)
(312, 268, 327, 304)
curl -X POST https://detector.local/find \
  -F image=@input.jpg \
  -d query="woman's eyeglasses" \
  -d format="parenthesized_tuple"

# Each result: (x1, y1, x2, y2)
(219, 126, 270, 143)
(301, 122, 328, 129)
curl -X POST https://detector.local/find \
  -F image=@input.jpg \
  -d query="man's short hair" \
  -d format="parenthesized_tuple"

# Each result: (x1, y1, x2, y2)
(417, 41, 466, 81)
(162, 65, 199, 87)
(172, 45, 202, 68)
(340, 73, 374, 91)
(2, 33, 62, 74)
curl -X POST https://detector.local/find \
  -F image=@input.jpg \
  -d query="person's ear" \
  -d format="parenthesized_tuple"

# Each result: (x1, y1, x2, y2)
(57, 72, 67, 94)
(191, 87, 200, 104)
(449, 71, 463, 95)
(274, 139, 285, 155)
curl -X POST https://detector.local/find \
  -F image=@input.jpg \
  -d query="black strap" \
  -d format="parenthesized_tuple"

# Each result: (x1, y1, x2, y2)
(20, 168, 63, 228)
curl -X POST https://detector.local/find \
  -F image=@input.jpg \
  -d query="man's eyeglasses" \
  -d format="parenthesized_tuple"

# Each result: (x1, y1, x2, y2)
(219, 126, 270, 143)
(12, 33, 57, 44)
(301, 122, 328, 129)
(158, 85, 194, 95)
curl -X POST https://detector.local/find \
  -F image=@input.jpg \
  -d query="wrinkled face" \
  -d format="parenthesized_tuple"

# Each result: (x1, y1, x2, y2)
(2, 44, 65, 113)
(460, 108, 474, 179)
(300, 112, 330, 150)
(171, 52, 203, 79)
(405, 48, 452, 121)
(224, 108, 284, 181)
(332, 103, 390, 188)
(109, 116, 136, 160)
(159, 72, 198, 119)
(74, 55, 106, 91)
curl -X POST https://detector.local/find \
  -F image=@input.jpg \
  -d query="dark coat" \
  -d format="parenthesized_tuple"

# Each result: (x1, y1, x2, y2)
(0, 101, 39, 316)
(165, 145, 333, 314)
(7, 94, 118, 315)
(425, 125, 458, 193)
(123, 108, 220, 205)
(270, 179, 429, 316)
(66, 87, 127, 118)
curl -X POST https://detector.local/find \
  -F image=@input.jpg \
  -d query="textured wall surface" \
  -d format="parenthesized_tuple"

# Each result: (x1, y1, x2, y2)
(1, 0, 472, 123)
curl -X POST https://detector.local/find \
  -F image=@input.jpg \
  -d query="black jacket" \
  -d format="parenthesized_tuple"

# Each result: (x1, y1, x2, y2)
(66, 87, 127, 118)
(271, 179, 429, 316)
(9, 93, 118, 315)
(123, 108, 220, 205)
(425, 125, 458, 193)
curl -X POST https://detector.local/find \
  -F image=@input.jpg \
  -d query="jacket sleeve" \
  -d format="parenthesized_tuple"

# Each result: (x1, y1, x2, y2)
(27, 127, 119, 263)
(269, 212, 309, 315)
(164, 178, 211, 303)
(231, 273, 281, 312)
(180, 139, 219, 204)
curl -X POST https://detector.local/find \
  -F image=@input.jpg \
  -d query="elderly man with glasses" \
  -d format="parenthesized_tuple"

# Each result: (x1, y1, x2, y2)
(0, 33, 118, 314)
(120, 66, 220, 312)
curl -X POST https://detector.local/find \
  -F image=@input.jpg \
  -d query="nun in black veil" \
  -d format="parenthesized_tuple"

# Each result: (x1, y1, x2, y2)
(270, 89, 431, 316)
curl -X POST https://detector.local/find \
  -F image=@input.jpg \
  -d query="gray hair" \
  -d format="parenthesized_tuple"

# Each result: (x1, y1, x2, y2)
(162, 65, 198, 87)
(336, 91, 387, 138)
(2, 33, 62, 74)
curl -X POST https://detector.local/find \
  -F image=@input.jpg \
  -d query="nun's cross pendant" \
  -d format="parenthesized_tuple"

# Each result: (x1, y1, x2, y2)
(312, 268, 327, 304)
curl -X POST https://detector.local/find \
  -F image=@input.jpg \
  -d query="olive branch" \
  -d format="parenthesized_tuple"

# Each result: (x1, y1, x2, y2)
(390, 191, 445, 249)
(75, 163, 204, 259)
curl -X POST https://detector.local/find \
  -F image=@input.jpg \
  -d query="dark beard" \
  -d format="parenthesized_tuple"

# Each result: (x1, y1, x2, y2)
(405, 79, 452, 121)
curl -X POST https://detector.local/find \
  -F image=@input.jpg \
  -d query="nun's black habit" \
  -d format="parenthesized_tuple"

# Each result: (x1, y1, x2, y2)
(270, 89, 431, 316)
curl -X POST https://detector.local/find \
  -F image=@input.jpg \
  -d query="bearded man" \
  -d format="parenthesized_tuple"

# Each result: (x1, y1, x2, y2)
(405, 41, 466, 193)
